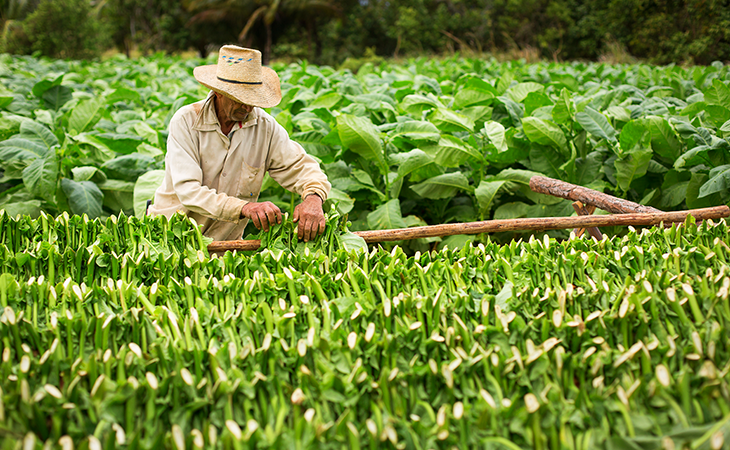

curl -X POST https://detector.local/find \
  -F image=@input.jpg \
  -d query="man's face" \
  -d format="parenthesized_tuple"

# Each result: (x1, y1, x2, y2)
(215, 93, 253, 123)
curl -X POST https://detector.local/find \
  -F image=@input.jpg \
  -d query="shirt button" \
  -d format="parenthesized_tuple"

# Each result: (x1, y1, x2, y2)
(222, 172, 227, 177)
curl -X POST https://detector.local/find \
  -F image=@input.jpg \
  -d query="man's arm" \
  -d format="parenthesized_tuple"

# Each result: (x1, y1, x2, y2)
(166, 111, 248, 222)
(266, 118, 331, 241)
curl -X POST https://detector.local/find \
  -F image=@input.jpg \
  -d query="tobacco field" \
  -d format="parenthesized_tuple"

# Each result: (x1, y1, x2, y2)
(1, 53, 730, 449)
(1, 54, 729, 246)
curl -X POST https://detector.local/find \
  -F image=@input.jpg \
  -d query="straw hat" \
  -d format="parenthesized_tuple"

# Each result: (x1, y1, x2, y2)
(193, 46, 282, 108)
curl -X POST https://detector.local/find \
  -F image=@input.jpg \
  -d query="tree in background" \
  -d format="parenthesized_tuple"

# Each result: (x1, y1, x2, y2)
(1, 0, 37, 53)
(0, 0, 37, 37)
(99, 0, 238, 57)
(2, 0, 109, 58)
(186, 0, 339, 64)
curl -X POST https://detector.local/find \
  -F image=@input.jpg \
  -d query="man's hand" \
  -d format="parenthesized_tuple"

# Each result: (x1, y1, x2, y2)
(293, 194, 325, 242)
(241, 202, 282, 232)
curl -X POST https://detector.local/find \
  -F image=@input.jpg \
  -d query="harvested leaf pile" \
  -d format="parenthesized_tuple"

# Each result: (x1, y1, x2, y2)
(0, 212, 729, 449)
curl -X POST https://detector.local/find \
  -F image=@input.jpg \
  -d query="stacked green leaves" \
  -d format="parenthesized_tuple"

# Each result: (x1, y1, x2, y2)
(0, 211, 728, 449)
(1, 54, 729, 249)
(253, 209, 367, 256)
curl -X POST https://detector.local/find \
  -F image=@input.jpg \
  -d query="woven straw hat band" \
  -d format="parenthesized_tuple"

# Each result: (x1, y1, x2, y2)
(216, 46, 263, 86)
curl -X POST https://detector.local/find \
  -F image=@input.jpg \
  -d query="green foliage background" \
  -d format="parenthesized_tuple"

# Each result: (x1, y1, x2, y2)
(1, 0, 730, 65)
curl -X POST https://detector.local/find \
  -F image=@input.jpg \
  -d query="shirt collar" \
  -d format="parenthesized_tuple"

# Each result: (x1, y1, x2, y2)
(193, 91, 258, 132)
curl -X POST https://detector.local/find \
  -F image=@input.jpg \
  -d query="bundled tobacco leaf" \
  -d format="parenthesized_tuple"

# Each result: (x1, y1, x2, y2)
(254, 206, 367, 256)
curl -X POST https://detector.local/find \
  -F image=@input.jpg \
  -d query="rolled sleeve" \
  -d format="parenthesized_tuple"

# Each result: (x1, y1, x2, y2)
(167, 113, 248, 222)
(266, 120, 331, 202)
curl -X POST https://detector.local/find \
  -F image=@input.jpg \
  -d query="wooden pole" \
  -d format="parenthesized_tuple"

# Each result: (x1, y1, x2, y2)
(207, 206, 730, 252)
(529, 176, 662, 214)
(572, 201, 603, 241)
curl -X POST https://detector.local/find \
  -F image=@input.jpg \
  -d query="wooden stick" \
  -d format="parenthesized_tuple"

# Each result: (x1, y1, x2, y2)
(530, 176, 662, 214)
(572, 201, 603, 241)
(208, 206, 730, 252)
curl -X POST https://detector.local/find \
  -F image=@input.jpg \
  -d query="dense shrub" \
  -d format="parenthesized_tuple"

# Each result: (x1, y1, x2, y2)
(2, 0, 110, 59)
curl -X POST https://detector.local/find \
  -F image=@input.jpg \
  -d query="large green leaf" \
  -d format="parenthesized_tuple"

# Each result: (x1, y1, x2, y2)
(529, 146, 563, 179)
(22, 152, 58, 203)
(72, 166, 107, 183)
(482, 121, 507, 153)
(576, 106, 617, 143)
(61, 178, 104, 219)
(367, 199, 406, 230)
(674, 145, 712, 169)
(428, 108, 475, 132)
(506, 82, 544, 103)
(410, 172, 472, 199)
(390, 149, 437, 181)
(614, 148, 653, 191)
(0, 138, 49, 161)
(704, 79, 730, 108)
(423, 135, 481, 168)
(336, 114, 387, 174)
(349, 93, 395, 111)
(574, 151, 603, 186)
(494, 201, 530, 220)
(494, 168, 544, 185)
(643, 116, 681, 162)
(699, 164, 730, 198)
(134, 121, 160, 146)
(686, 172, 723, 208)
(19, 120, 58, 149)
(619, 120, 649, 153)
(552, 88, 574, 124)
(400, 94, 443, 116)
(106, 87, 142, 104)
(324, 188, 355, 215)
(660, 170, 691, 208)
(133, 169, 165, 217)
(522, 117, 567, 153)
(437, 235, 474, 251)
(69, 99, 103, 134)
(388, 121, 440, 144)
(95, 133, 144, 155)
(32, 78, 72, 111)
(475, 180, 507, 214)
(337, 232, 367, 253)
(102, 154, 158, 181)
(290, 131, 333, 160)
(0, 200, 42, 218)
(460, 105, 493, 124)
(307, 91, 342, 109)
(453, 88, 494, 109)
(704, 105, 730, 128)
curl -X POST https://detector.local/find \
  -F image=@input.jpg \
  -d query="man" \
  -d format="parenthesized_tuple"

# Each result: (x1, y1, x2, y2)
(148, 45, 331, 242)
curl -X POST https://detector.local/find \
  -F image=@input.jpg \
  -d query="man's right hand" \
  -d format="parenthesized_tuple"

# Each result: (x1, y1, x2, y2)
(241, 202, 282, 232)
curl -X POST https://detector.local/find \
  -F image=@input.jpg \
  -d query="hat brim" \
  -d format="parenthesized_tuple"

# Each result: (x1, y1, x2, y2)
(193, 64, 282, 109)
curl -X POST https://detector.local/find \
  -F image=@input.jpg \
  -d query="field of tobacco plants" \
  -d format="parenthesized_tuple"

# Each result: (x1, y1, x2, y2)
(1, 54, 729, 248)
(0, 211, 728, 449)
(1, 53, 730, 449)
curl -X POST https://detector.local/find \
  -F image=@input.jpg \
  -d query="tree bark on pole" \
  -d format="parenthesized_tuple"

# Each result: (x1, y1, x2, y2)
(529, 176, 662, 214)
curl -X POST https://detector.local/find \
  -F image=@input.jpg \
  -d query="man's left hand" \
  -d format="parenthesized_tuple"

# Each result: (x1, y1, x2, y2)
(293, 194, 326, 242)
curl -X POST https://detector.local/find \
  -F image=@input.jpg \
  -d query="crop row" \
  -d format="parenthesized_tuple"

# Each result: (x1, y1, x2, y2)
(0, 212, 728, 448)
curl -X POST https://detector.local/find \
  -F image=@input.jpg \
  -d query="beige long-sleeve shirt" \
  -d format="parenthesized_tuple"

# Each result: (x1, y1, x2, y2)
(148, 92, 330, 241)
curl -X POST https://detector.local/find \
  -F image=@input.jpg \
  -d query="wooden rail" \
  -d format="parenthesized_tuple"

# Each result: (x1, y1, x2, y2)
(207, 206, 730, 253)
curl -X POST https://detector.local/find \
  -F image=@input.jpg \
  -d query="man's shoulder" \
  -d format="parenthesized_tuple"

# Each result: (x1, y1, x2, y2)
(254, 107, 276, 124)
(170, 98, 208, 126)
